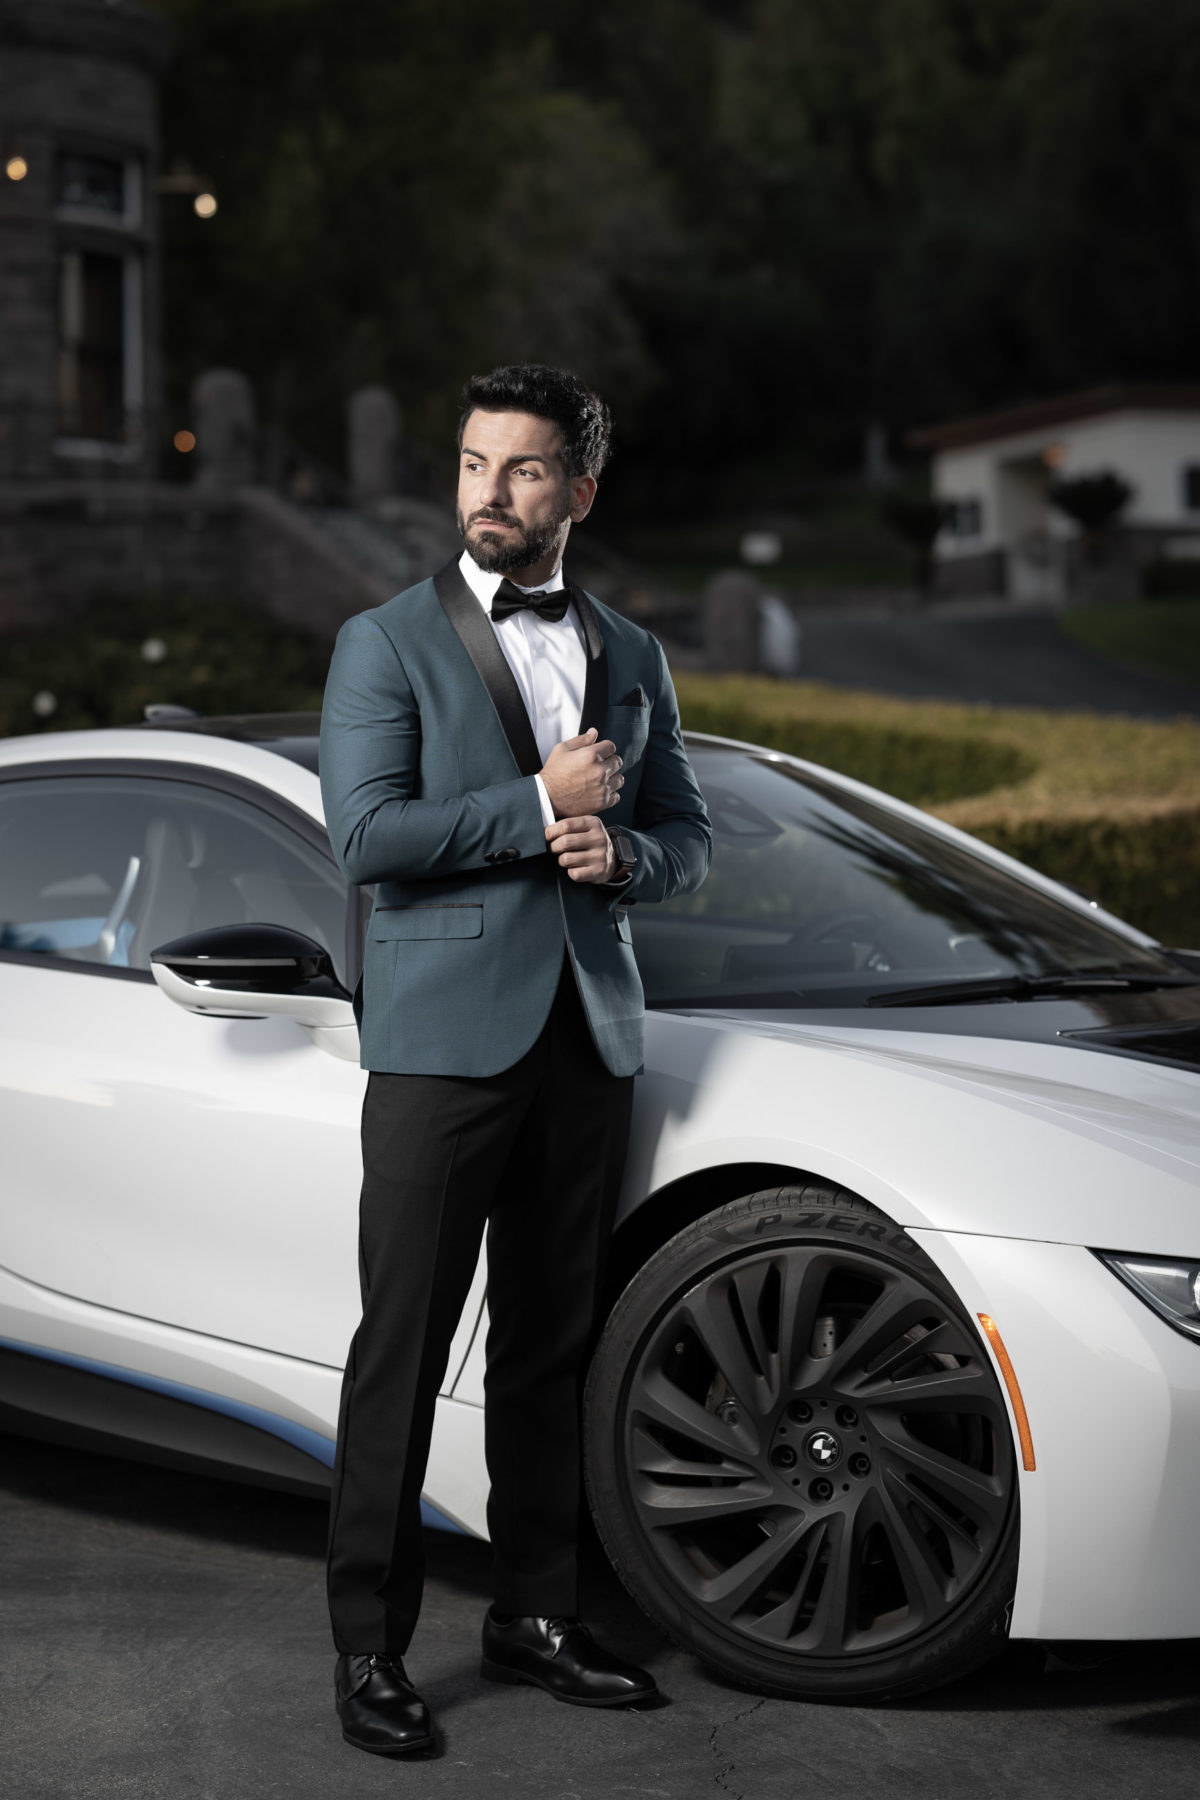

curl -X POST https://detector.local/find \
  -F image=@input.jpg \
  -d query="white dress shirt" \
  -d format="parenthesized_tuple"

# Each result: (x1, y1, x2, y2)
(458, 551, 587, 828)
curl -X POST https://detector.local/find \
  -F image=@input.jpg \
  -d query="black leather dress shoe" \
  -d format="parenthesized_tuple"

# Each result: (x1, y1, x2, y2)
(335, 1652, 434, 1755)
(480, 1611, 658, 1707)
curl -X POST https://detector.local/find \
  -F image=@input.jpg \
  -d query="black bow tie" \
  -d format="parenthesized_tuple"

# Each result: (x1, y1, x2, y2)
(490, 579, 572, 624)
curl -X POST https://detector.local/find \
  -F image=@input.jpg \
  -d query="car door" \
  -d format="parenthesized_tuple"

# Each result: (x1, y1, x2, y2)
(0, 759, 371, 1368)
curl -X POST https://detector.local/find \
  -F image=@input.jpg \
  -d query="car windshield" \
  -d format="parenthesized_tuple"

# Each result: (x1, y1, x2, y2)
(633, 748, 1180, 1009)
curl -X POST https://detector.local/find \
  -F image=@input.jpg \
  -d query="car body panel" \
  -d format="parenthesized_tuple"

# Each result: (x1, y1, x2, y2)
(622, 1011, 1200, 1254)
(0, 957, 366, 1364)
(914, 1228, 1200, 1640)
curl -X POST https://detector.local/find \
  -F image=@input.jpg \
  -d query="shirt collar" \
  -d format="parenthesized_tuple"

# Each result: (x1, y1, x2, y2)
(459, 551, 566, 610)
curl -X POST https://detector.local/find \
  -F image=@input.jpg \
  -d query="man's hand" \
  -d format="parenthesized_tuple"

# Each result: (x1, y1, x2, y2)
(541, 727, 623, 819)
(545, 815, 616, 883)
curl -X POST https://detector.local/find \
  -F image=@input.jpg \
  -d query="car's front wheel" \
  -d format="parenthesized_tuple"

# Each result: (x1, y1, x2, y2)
(584, 1185, 1019, 1701)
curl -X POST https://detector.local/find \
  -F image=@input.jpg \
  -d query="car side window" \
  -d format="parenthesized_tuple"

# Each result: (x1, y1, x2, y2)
(0, 773, 350, 984)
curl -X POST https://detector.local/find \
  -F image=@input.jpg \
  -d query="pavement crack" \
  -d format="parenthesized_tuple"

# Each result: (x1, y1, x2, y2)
(708, 1695, 766, 1799)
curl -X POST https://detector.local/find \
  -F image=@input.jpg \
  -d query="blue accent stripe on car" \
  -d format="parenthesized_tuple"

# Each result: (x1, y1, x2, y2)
(0, 1339, 467, 1533)
(0, 1333, 338, 1464)
(0, 1335, 465, 1532)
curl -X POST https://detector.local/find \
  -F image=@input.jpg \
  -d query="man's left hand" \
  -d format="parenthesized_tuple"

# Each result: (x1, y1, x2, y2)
(545, 815, 616, 883)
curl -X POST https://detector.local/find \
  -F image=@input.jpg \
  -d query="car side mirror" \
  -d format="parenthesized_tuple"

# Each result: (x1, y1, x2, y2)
(150, 924, 357, 1051)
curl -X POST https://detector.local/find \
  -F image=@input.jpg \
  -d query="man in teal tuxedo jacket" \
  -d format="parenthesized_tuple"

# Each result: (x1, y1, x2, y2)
(319, 365, 710, 1756)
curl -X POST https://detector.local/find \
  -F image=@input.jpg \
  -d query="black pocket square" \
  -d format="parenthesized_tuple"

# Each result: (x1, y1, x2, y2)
(617, 686, 647, 707)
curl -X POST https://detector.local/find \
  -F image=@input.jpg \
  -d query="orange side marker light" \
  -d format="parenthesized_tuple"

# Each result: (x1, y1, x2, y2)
(977, 1314, 1036, 1471)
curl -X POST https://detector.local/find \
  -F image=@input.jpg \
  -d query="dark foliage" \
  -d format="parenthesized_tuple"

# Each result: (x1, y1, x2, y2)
(1048, 471, 1135, 532)
(0, 593, 330, 738)
(147, 0, 1200, 515)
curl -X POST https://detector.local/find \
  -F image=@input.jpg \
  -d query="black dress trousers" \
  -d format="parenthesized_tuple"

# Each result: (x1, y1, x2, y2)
(326, 957, 634, 1655)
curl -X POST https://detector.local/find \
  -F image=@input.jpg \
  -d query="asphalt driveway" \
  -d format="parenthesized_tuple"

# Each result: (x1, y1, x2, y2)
(796, 602, 1200, 718)
(4, 1432, 1199, 1800)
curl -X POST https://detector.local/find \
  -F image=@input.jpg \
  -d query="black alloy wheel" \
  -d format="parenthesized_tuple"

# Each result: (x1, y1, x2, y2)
(584, 1186, 1019, 1701)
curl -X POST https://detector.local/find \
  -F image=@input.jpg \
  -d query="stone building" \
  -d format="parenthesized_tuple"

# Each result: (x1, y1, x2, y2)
(0, 0, 448, 638)
(0, 0, 168, 480)
(0, 1, 638, 648)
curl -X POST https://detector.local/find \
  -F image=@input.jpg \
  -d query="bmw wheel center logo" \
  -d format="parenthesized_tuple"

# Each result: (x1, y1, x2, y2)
(805, 1428, 842, 1469)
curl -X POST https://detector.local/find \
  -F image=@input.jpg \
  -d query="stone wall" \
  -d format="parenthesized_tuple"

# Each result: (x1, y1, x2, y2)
(0, 480, 387, 636)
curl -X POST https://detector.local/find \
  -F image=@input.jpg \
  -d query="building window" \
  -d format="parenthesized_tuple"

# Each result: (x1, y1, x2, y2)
(56, 151, 125, 216)
(1184, 465, 1200, 513)
(58, 249, 126, 441)
(947, 498, 983, 538)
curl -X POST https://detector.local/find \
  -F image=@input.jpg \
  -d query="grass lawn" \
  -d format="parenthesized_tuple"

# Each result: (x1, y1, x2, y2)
(1058, 597, 1200, 688)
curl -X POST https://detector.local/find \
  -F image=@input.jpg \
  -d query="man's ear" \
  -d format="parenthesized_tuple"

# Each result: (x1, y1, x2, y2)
(569, 475, 597, 523)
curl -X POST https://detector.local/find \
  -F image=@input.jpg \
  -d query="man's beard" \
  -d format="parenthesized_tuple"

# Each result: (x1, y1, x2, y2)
(457, 502, 569, 575)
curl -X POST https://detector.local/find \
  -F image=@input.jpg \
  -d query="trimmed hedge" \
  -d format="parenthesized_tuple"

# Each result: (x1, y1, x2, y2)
(675, 693, 1036, 807)
(972, 809, 1200, 949)
(0, 592, 329, 738)
(675, 674, 1200, 947)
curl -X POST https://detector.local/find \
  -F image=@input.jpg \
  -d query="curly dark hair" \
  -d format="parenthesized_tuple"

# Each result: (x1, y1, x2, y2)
(456, 364, 613, 480)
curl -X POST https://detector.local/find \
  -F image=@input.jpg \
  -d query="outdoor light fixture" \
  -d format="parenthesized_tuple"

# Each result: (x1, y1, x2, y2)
(193, 192, 217, 218)
(1098, 1253, 1200, 1344)
(5, 154, 28, 181)
(173, 429, 196, 453)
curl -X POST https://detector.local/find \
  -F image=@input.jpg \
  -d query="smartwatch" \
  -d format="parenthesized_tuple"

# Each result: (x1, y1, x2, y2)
(605, 826, 637, 882)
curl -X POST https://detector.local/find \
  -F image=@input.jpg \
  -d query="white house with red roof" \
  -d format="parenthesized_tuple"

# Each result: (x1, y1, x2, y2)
(911, 385, 1200, 602)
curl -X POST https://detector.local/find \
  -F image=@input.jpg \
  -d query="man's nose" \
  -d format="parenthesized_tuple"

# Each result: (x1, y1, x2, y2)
(479, 467, 511, 508)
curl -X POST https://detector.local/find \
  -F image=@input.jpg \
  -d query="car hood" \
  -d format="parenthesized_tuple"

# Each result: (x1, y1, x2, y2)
(635, 1003, 1200, 1253)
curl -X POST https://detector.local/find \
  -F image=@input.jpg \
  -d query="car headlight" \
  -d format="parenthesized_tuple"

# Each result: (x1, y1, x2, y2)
(1097, 1252, 1200, 1343)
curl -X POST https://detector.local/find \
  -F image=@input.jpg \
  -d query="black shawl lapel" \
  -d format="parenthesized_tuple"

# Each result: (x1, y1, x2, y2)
(573, 585, 609, 734)
(434, 559, 542, 778)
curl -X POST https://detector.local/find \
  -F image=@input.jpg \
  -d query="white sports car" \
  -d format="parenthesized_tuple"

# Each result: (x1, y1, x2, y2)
(2, 713, 1199, 1702)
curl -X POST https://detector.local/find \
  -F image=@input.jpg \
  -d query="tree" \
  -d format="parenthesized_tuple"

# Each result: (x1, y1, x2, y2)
(879, 491, 952, 593)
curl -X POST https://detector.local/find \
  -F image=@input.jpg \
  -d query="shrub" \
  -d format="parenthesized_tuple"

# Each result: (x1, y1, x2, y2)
(675, 689, 1035, 806)
(971, 808, 1200, 948)
(676, 674, 1200, 946)
(0, 591, 330, 738)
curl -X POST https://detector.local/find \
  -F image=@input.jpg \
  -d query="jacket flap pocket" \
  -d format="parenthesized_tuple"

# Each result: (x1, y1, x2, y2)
(374, 903, 483, 940)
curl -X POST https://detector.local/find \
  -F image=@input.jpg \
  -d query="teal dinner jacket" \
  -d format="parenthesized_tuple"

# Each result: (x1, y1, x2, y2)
(319, 558, 711, 1077)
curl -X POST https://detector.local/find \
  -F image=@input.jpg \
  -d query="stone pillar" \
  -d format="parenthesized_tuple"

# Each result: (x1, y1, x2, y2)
(192, 369, 256, 492)
(703, 568, 762, 673)
(348, 385, 402, 510)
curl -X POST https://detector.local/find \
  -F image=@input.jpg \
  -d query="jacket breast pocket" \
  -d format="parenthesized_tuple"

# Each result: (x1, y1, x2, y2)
(607, 704, 649, 763)
(374, 904, 483, 940)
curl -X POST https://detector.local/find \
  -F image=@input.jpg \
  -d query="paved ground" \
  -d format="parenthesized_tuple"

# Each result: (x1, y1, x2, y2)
(794, 601, 1200, 718)
(4, 1432, 1200, 1800)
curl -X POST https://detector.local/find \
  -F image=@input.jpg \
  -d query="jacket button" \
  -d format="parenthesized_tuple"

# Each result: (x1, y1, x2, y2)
(484, 851, 499, 864)
(499, 846, 519, 862)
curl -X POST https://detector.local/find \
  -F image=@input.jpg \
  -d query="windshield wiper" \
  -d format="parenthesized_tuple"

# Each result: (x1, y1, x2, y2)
(867, 971, 1200, 1008)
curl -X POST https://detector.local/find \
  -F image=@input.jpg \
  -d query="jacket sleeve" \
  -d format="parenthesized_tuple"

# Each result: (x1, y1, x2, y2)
(621, 640, 712, 904)
(319, 611, 547, 885)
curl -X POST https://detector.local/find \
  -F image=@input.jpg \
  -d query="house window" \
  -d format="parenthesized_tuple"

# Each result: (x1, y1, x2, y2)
(1184, 465, 1200, 513)
(56, 151, 125, 216)
(947, 498, 983, 538)
(58, 249, 126, 441)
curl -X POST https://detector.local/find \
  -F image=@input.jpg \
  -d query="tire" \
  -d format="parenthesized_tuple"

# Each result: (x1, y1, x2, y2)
(584, 1184, 1019, 1702)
